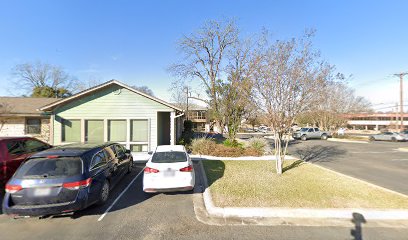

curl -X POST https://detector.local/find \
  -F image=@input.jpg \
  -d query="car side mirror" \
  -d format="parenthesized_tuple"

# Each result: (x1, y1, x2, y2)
(148, 151, 153, 155)
(125, 149, 131, 154)
(187, 150, 192, 154)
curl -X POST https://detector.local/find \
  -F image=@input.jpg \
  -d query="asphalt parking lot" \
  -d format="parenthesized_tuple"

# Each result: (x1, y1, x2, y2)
(1, 145, 408, 240)
(285, 139, 408, 195)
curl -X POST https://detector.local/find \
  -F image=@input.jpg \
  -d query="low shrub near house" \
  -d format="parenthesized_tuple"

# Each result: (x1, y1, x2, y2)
(191, 137, 263, 157)
(178, 120, 194, 145)
(222, 139, 243, 148)
(245, 137, 269, 153)
(191, 138, 217, 155)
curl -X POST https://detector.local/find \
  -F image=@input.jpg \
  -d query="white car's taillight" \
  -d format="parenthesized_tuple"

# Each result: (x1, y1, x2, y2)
(180, 165, 193, 172)
(144, 167, 160, 173)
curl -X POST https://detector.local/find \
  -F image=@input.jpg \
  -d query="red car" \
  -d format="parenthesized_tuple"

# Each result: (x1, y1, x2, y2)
(0, 137, 52, 188)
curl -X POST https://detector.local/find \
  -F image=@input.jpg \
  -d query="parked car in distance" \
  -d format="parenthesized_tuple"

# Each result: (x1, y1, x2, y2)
(292, 127, 331, 141)
(260, 127, 271, 133)
(2, 142, 133, 217)
(0, 137, 52, 188)
(143, 145, 195, 193)
(369, 132, 407, 142)
(400, 130, 408, 139)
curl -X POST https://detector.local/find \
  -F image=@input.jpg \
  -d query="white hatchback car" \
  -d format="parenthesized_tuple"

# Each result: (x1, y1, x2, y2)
(143, 145, 195, 193)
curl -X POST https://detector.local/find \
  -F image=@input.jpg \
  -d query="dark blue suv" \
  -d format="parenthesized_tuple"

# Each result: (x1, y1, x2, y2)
(2, 143, 133, 217)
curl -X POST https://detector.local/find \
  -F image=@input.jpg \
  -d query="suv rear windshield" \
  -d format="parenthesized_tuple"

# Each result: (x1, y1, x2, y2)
(14, 157, 82, 178)
(151, 151, 187, 163)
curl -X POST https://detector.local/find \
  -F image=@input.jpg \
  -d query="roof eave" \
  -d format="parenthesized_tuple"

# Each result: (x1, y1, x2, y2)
(39, 80, 183, 112)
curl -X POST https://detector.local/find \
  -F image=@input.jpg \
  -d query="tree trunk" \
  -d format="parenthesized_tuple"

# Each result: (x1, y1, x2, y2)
(274, 132, 283, 175)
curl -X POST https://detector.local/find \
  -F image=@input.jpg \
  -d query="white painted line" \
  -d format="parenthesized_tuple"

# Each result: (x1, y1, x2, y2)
(97, 168, 144, 222)
(350, 151, 396, 154)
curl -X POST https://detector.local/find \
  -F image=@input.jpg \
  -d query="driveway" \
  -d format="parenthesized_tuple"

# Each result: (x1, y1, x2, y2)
(1, 162, 408, 240)
(285, 140, 408, 195)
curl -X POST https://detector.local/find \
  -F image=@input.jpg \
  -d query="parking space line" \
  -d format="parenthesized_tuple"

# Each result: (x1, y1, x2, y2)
(97, 168, 144, 222)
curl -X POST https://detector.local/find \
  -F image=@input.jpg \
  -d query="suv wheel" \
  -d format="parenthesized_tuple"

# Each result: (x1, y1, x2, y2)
(321, 134, 328, 140)
(97, 180, 110, 205)
(369, 136, 375, 141)
(301, 135, 307, 141)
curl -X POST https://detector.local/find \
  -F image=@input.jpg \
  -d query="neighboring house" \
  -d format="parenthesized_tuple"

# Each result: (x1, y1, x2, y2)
(38, 80, 184, 158)
(344, 112, 408, 131)
(0, 97, 58, 142)
(186, 104, 209, 131)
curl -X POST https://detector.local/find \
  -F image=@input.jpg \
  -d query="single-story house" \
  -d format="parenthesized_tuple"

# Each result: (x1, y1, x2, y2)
(0, 97, 58, 142)
(38, 80, 184, 159)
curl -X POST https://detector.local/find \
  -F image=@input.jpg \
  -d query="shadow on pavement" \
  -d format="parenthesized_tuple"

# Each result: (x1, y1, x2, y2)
(294, 145, 347, 162)
(351, 212, 366, 240)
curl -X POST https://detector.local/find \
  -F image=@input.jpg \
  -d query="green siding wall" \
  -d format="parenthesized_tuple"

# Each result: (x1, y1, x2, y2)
(52, 85, 174, 151)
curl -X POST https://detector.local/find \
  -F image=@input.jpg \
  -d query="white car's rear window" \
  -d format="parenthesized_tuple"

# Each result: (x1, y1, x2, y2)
(151, 151, 187, 163)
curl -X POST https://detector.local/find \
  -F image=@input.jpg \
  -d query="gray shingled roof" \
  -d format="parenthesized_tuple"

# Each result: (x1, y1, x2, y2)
(0, 97, 58, 116)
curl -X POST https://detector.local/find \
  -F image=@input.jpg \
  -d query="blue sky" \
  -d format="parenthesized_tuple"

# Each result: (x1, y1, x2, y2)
(0, 0, 407, 111)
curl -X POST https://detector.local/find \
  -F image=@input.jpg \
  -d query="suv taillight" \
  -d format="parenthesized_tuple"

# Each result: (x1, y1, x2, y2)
(144, 167, 159, 173)
(5, 184, 22, 193)
(180, 165, 193, 172)
(62, 178, 92, 190)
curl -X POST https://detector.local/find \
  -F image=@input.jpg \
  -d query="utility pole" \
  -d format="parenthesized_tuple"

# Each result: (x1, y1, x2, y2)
(394, 73, 408, 131)
(395, 103, 399, 131)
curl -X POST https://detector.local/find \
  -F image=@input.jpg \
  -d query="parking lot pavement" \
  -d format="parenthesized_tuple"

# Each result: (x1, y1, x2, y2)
(285, 139, 408, 195)
(1, 162, 408, 240)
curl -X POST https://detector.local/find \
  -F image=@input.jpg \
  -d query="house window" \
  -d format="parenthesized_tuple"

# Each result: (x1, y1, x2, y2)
(26, 118, 41, 134)
(85, 120, 104, 143)
(130, 144, 148, 152)
(62, 119, 81, 142)
(108, 120, 126, 142)
(131, 119, 148, 142)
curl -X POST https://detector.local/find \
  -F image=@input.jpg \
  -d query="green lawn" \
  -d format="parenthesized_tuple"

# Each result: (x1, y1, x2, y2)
(203, 160, 408, 209)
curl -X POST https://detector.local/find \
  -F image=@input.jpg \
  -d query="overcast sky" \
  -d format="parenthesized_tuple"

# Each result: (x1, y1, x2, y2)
(0, 0, 407, 111)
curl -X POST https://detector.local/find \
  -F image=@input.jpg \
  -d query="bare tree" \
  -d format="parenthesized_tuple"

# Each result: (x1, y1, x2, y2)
(220, 38, 258, 140)
(169, 19, 239, 132)
(132, 85, 155, 96)
(296, 81, 372, 130)
(252, 31, 332, 174)
(169, 81, 189, 110)
(13, 61, 77, 98)
(74, 78, 103, 92)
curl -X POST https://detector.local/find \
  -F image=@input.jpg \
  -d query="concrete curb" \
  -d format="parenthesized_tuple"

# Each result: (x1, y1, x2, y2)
(328, 138, 368, 144)
(190, 154, 297, 161)
(198, 160, 408, 222)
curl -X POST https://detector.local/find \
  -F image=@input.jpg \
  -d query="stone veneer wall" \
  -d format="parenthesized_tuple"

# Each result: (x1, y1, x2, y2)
(0, 117, 51, 143)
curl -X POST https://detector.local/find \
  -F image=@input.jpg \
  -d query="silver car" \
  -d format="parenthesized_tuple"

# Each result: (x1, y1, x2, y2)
(369, 132, 407, 142)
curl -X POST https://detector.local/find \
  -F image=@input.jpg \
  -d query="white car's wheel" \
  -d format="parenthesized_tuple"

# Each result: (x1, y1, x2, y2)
(301, 135, 307, 141)
(321, 134, 328, 140)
